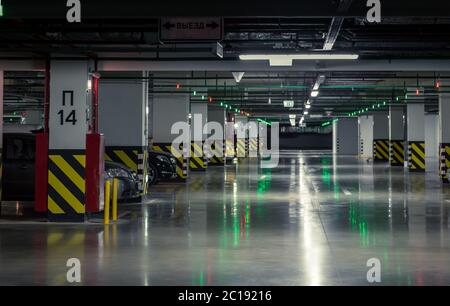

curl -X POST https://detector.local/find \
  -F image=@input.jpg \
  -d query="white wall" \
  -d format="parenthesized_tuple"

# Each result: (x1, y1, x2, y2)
(407, 104, 425, 142)
(333, 118, 359, 155)
(49, 60, 90, 149)
(425, 114, 439, 158)
(152, 94, 189, 143)
(373, 113, 389, 139)
(359, 115, 374, 158)
(99, 78, 147, 147)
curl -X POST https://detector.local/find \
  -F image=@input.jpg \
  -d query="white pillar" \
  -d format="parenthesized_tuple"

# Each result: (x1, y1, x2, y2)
(235, 115, 249, 158)
(248, 120, 258, 158)
(439, 92, 450, 182)
(207, 106, 225, 166)
(0, 71, 3, 203)
(24, 110, 43, 125)
(407, 103, 426, 172)
(333, 118, 359, 155)
(190, 102, 208, 171)
(358, 115, 373, 159)
(152, 93, 189, 181)
(99, 72, 149, 194)
(389, 107, 405, 166)
(373, 113, 389, 162)
(48, 60, 92, 221)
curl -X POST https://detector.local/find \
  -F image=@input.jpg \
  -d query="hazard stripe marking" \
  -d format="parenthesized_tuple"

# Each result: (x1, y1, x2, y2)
(48, 171, 85, 214)
(113, 150, 138, 171)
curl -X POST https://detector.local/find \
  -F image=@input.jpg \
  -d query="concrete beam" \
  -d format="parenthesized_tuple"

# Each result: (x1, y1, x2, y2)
(4, 59, 450, 72)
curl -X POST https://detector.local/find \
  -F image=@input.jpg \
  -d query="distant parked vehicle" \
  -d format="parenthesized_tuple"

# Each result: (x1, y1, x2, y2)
(1, 133, 140, 202)
(147, 150, 178, 186)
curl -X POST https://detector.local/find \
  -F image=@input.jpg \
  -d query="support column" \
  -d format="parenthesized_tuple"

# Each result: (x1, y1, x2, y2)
(389, 107, 406, 166)
(407, 103, 426, 172)
(152, 93, 189, 182)
(248, 120, 258, 158)
(0, 71, 3, 203)
(332, 118, 358, 155)
(207, 106, 225, 166)
(225, 117, 235, 163)
(235, 115, 249, 158)
(24, 110, 43, 125)
(358, 115, 373, 159)
(439, 92, 450, 183)
(258, 122, 267, 157)
(373, 113, 389, 162)
(47, 60, 92, 222)
(190, 102, 208, 171)
(99, 72, 149, 195)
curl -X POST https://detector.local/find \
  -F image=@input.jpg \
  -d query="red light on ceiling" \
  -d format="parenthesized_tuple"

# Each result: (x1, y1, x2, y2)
(436, 81, 441, 89)
(208, 96, 213, 102)
(176, 83, 181, 89)
(416, 88, 420, 96)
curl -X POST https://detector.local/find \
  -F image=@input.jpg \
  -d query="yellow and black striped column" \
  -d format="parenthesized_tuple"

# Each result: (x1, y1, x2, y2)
(373, 139, 390, 162)
(225, 139, 235, 163)
(152, 143, 188, 182)
(208, 141, 225, 166)
(236, 138, 246, 158)
(47, 150, 86, 222)
(249, 137, 258, 157)
(190, 141, 207, 171)
(104, 146, 148, 195)
(408, 141, 426, 172)
(440, 143, 450, 183)
(0, 152, 2, 202)
(390, 140, 405, 166)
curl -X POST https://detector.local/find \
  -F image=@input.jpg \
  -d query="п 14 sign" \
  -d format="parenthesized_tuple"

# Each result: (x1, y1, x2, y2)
(160, 17, 223, 42)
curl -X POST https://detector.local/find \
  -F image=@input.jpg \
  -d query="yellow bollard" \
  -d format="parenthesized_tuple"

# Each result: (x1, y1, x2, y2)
(112, 178, 118, 222)
(104, 180, 111, 225)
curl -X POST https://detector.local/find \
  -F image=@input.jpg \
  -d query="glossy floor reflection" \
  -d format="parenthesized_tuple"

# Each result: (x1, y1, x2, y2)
(1, 150, 450, 285)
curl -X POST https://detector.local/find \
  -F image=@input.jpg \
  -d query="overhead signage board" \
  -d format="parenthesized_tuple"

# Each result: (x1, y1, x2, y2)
(159, 17, 223, 42)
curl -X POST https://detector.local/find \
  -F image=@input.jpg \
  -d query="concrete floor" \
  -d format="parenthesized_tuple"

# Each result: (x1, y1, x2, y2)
(1, 150, 450, 285)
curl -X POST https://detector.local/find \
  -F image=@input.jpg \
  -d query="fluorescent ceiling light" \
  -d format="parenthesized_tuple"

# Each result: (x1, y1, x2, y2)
(313, 75, 326, 90)
(303, 111, 309, 115)
(289, 114, 296, 119)
(311, 90, 319, 97)
(289, 119, 296, 127)
(283, 100, 295, 108)
(305, 104, 311, 109)
(239, 54, 359, 66)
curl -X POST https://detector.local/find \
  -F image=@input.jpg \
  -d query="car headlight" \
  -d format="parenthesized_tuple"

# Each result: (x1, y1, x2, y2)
(107, 168, 130, 178)
(156, 155, 170, 163)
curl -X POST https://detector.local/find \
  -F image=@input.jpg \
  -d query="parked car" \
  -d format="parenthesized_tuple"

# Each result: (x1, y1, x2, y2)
(147, 149, 177, 186)
(1, 133, 140, 202)
(104, 160, 140, 202)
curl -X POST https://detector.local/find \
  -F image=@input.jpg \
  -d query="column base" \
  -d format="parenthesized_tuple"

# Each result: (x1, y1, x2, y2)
(190, 141, 207, 171)
(373, 139, 390, 162)
(408, 141, 426, 172)
(390, 140, 405, 167)
(440, 143, 450, 183)
(47, 149, 86, 222)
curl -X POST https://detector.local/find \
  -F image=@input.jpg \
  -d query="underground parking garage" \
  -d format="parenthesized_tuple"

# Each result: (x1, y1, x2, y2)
(2, 0, 450, 292)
